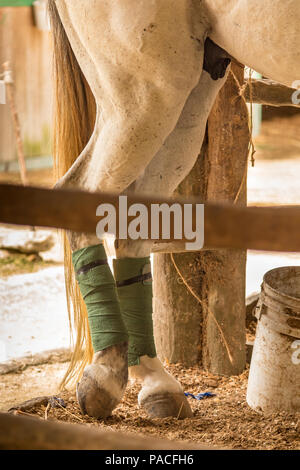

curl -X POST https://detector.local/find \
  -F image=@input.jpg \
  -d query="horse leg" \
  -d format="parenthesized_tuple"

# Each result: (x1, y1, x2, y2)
(54, 0, 207, 194)
(114, 70, 228, 418)
(65, 231, 128, 419)
(54, 0, 207, 418)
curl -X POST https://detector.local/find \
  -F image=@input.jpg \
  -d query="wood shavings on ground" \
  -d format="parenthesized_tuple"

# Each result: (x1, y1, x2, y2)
(4, 362, 299, 450)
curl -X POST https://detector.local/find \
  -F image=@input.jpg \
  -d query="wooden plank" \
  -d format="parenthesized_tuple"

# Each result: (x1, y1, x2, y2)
(0, 7, 52, 162)
(0, 412, 221, 450)
(243, 78, 300, 108)
(0, 183, 300, 252)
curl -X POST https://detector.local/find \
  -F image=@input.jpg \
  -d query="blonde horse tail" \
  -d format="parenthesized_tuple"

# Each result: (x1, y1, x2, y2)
(48, 1, 96, 389)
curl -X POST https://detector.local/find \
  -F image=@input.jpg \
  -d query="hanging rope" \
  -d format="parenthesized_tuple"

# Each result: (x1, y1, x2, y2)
(170, 252, 234, 364)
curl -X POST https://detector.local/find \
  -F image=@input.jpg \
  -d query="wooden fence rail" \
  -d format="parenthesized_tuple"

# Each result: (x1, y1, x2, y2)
(0, 412, 219, 450)
(243, 78, 300, 108)
(0, 183, 300, 253)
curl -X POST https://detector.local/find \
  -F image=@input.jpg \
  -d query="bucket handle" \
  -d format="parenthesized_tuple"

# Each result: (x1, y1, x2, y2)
(255, 285, 300, 321)
(254, 289, 266, 321)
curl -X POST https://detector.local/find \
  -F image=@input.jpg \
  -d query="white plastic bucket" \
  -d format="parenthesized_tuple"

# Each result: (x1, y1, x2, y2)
(246, 266, 300, 413)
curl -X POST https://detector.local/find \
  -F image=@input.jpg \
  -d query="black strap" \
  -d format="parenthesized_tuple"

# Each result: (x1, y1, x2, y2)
(116, 272, 152, 288)
(76, 259, 108, 275)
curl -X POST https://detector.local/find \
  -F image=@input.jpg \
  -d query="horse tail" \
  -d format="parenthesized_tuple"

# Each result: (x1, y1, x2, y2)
(48, 1, 96, 388)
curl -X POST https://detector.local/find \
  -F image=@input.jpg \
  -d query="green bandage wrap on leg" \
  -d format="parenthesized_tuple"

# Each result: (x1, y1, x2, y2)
(72, 244, 128, 353)
(113, 257, 156, 366)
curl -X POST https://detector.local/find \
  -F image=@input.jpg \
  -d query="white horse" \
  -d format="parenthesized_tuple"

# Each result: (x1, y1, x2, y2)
(48, 0, 300, 419)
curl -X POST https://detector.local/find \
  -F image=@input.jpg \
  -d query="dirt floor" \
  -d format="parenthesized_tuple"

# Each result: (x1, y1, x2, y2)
(2, 361, 299, 450)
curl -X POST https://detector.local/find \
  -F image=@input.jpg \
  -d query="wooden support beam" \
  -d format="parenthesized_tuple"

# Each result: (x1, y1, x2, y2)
(0, 412, 220, 450)
(152, 144, 208, 366)
(200, 63, 249, 376)
(1, 183, 300, 252)
(243, 78, 300, 108)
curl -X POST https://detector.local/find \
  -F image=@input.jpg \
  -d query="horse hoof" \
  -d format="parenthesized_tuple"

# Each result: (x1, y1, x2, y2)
(140, 392, 193, 419)
(76, 343, 128, 419)
(76, 366, 120, 419)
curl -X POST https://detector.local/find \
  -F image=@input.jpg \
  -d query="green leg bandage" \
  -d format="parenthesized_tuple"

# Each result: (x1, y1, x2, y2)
(72, 244, 128, 353)
(113, 257, 157, 366)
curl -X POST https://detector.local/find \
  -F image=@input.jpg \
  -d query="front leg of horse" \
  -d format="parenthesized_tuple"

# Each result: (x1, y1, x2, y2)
(112, 245, 193, 419)
(68, 68, 227, 420)
(114, 70, 229, 419)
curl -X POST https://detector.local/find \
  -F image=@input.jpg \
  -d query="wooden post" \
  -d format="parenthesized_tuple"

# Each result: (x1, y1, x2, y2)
(152, 145, 207, 365)
(201, 63, 249, 375)
(153, 63, 249, 375)
(2, 62, 27, 184)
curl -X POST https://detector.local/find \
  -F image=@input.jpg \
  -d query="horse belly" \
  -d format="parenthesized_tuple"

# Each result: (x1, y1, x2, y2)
(204, 0, 300, 86)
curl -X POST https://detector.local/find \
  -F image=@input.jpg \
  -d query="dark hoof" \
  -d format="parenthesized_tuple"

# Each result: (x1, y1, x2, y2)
(140, 392, 193, 419)
(76, 367, 122, 419)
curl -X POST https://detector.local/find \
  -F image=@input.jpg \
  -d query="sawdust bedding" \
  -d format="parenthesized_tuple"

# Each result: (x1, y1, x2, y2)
(14, 363, 300, 450)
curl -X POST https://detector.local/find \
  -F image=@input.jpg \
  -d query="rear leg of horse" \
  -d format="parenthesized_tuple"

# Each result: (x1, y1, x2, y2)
(114, 70, 229, 418)
(53, 0, 206, 418)
(65, 231, 128, 419)
(66, 70, 227, 419)
(66, 67, 204, 417)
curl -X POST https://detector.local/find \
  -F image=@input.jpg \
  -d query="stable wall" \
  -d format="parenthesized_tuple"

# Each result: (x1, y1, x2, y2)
(0, 6, 52, 163)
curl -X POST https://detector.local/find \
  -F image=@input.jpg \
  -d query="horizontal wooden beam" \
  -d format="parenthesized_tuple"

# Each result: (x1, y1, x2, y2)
(243, 78, 300, 108)
(1, 183, 300, 253)
(0, 412, 218, 450)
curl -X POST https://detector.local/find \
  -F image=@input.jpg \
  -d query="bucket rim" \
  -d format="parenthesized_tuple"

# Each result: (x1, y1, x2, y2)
(262, 266, 300, 305)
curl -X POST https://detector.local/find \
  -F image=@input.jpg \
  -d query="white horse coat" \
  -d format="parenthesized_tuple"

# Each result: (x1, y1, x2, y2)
(54, 0, 300, 207)
(204, 0, 300, 87)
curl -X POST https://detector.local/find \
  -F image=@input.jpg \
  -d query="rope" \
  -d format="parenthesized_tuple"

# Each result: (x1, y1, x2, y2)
(231, 67, 257, 168)
(230, 67, 257, 203)
(170, 252, 234, 364)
